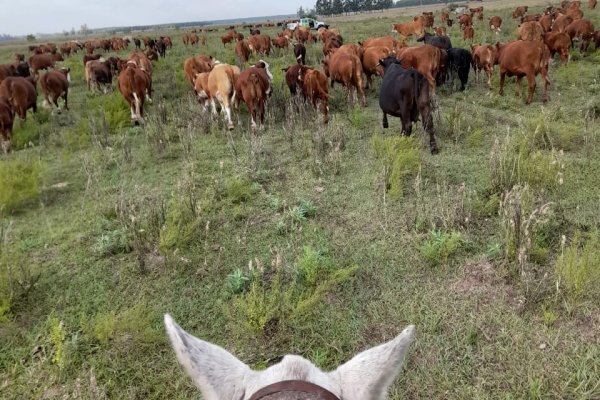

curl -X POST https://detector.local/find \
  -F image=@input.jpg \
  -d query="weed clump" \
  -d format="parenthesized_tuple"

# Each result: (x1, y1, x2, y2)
(372, 135, 420, 199)
(0, 159, 42, 213)
(555, 231, 600, 307)
(420, 230, 463, 267)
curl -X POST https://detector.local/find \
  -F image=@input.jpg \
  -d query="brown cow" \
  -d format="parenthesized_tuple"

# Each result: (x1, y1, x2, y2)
(463, 26, 475, 40)
(182, 33, 190, 46)
(29, 53, 64, 77)
(271, 36, 289, 51)
(40, 68, 70, 111)
(395, 44, 442, 95)
(543, 32, 572, 63)
(496, 40, 550, 104)
(128, 51, 153, 75)
(322, 52, 366, 106)
(459, 14, 472, 30)
(337, 43, 363, 59)
(360, 36, 401, 53)
(521, 14, 541, 23)
(552, 15, 574, 32)
(434, 26, 446, 36)
(540, 14, 554, 32)
(235, 40, 251, 63)
(594, 30, 600, 49)
(194, 72, 211, 110)
(190, 33, 200, 46)
(207, 63, 241, 130)
(590, 0, 597, 9)
(0, 96, 14, 153)
(471, 44, 497, 88)
(86, 57, 119, 92)
(518, 21, 544, 41)
(422, 12, 434, 28)
(283, 64, 303, 95)
(117, 64, 152, 123)
(323, 36, 343, 55)
(392, 16, 426, 39)
(201, 32, 207, 46)
(512, 6, 529, 19)
(362, 46, 392, 89)
(441, 9, 449, 23)
(183, 55, 216, 87)
(234, 61, 272, 129)
(248, 34, 271, 55)
(566, 19, 595, 51)
(0, 77, 37, 120)
(297, 66, 329, 124)
(15, 53, 25, 63)
(566, 8, 584, 20)
(489, 16, 503, 33)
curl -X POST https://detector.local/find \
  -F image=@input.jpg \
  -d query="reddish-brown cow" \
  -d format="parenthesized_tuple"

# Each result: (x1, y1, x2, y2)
(40, 68, 70, 110)
(512, 6, 529, 18)
(234, 60, 272, 129)
(0, 96, 14, 153)
(543, 32, 572, 63)
(297, 65, 329, 124)
(471, 44, 497, 88)
(117, 64, 152, 123)
(496, 40, 550, 104)
(0, 76, 37, 120)
(489, 16, 503, 33)
(322, 51, 366, 106)
(392, 16, 426, 39)
(395, 44, 442, 95)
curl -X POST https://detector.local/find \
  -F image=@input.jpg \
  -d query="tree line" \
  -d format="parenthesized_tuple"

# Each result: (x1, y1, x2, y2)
(300, 0, 451, 17)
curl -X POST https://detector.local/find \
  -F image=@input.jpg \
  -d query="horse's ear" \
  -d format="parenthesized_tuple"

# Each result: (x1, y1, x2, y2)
(328, 325, 415, 400)
(164, 314, 252, 400)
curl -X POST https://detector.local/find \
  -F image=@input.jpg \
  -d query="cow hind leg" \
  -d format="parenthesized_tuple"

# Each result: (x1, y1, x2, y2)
(499, 71, 506, 96)
(418, 89, 438, 154)
(526, 74, 536, 104)
(382, 112, 389, 129)
(515, 76, 522, 99)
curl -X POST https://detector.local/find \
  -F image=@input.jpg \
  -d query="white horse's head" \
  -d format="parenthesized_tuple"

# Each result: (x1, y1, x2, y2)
(164, 314, 415, 400)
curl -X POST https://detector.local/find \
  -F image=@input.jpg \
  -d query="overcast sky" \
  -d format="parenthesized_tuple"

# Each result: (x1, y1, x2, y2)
(1, 0, 312, 36)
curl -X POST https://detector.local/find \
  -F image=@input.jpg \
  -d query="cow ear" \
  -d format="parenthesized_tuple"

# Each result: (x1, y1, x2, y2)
(164, 315, 252, 400)
(328, 325, 415, 400)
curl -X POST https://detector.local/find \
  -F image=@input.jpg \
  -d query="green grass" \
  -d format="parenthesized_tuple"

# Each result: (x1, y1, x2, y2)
(1, 1, 600, 399)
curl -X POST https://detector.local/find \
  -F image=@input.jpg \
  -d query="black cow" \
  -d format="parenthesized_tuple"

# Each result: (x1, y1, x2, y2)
(156, 39, 167, 58)
(378, 56, 438, 154)
(447, 48, 472, 91)
(14, 62, 30, 77)
(294, 43, 306, 65)
(250, 28, 261, 35)
(416, 32, 452, 50)
(134, 38, 141, 49)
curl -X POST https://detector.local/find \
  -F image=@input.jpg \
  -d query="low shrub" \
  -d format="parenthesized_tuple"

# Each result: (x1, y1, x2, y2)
(555, 230, 600, 307)
(0, 159, 42, 213)
(372, 135, 420, 199)
(420, 230, 463, 267)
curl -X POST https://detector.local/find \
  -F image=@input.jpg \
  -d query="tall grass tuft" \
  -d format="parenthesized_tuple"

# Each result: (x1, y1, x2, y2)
(372, 135, 420, 199)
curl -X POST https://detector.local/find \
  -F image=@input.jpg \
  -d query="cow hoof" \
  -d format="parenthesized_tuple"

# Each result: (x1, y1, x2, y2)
(227, 124, 234, 131)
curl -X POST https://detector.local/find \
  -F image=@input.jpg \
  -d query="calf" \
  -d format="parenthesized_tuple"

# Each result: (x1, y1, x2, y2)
(566, 19, 595, 51)
(234, 60, 273, 129)
(471, 44, 497, 88)
(297, 66, 329, 124)
(518, 21, 544, 41)
(463, 26, 475, 41)
(0, 96, 14, 153)
(489, 16, 503, 33)
(322, 52, 366, 107)
(248, 34, 271, 56)
(117, 64, 152, 123)
(29, 53, 64, 77)
(283, 64, 303, 95)
(512, 6, 529, 18)
(378, 56, 438, 154)
(496, 40, 550, 104)
(395, 44, 442, 95)
(86, 58, 119, 92)
(447, 48, 472, 91)
(362, 46, 392, 89)
(543, 32, 571, 63)
(392, 16, 426, 39)
(459, 14, 473, 29)
(294, 43, 306, 65)
(207, 63, 241, 130)
(183, 55, 215, 87)
(416, 32, 452, 50)
(235, 40, 251, 63)
(271, 37, 289, 52)
(40, 68, 70, 111)
(0, 77, 37, 120)
(194, 72, 211, 110)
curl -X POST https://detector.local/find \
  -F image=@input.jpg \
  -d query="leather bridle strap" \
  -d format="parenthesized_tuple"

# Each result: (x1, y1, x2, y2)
(248, 380, 340, 400)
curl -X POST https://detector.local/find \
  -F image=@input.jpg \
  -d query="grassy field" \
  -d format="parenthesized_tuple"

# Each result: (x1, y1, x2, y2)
(1, 1, 600, 399)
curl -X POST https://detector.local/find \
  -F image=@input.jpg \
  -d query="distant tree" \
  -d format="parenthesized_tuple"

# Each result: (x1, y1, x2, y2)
(70, 27, 76, 36)
(79, 23, 91, 36)
(298, 6, 306, 17)
(332, 0, 344, 14)
(62, 30, 69, 36)
(26, 34, 36, 42)
(315, 0, 333, 15)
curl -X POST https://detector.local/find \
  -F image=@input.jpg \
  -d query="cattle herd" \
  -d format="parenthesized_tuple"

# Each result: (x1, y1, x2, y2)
(0, 0, 599, 154)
